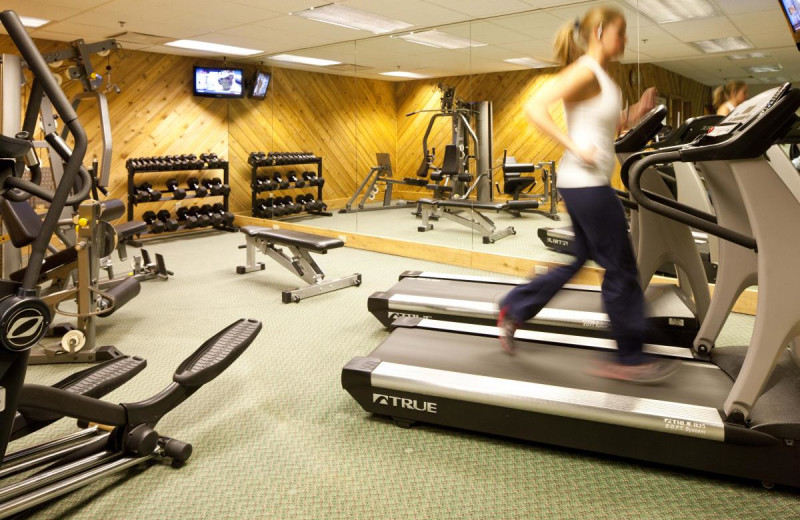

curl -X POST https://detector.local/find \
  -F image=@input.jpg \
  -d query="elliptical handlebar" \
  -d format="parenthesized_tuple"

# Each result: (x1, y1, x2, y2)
(0, 10, 89, 291)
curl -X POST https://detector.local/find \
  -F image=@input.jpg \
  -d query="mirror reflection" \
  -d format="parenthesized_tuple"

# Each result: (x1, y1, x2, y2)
(243, 1, 795, 270)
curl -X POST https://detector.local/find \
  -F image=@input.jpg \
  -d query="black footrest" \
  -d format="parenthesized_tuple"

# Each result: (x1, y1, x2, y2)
(56, 356, 147, 398)
(15, 356, 147, 433)
(173, 319, 262, 388)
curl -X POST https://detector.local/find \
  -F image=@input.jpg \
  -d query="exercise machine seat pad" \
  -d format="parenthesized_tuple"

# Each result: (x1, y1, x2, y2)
(9, 247, 78, 283)
(99, 199, 125, 221)
(115, 220, 148, 240)
(418, 198, 540, 211)
(241, 226, 344, 253)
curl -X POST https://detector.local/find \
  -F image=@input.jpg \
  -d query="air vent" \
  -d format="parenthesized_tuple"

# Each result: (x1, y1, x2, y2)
(107, 31, 171, 46)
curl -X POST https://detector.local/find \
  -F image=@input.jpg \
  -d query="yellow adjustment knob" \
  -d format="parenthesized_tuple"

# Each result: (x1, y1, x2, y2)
(78, 218, 88, 227)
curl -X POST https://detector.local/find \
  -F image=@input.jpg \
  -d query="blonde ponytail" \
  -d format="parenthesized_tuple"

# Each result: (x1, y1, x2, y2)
(553, 6, 625, 66)
(554, 19, 583, 66)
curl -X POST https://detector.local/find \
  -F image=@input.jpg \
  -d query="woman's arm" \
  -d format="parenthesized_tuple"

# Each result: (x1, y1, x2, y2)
(525, 64, 600, 165)
(619, 87, 657, 131)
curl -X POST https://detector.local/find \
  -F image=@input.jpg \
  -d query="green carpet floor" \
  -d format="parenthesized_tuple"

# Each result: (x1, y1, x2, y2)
(12, 230, 798, 519)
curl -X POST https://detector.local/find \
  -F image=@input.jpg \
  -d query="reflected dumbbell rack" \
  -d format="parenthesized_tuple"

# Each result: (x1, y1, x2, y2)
(126, 153, 237, 236)
(247, 151, 331, 220)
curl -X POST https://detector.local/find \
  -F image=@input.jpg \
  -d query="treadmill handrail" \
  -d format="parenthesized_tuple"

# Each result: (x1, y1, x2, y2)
(627, 150, 757, 250)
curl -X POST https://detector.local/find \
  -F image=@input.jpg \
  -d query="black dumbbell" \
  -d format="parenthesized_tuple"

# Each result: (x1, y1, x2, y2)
(165, 178, 187, 200)
(302, 171, 321, 187)
(212, 203, 235, 226)
(254, 198, 271, 218)
(156, 209, 179, 231)
(176, 207, 200, 229)
(198, 204, 224, 226)
(138, 182, 162, 201)
(186, 206, 211, 227)
(287, 172, 305, 188)
(272, 173, 290, 190)
(248, 151, 266, 167)
(304, 195, 327, 212)
(186, 177, 208, 197)
(255, 175, 274, 192)
(208, 178, 230, 196)
(201, 178, 221, 196)
(142, 211, 166, 233)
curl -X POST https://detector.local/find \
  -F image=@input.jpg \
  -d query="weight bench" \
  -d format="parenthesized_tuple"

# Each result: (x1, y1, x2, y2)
(236, 226, 361, 303)
(417, 198, 541, 243)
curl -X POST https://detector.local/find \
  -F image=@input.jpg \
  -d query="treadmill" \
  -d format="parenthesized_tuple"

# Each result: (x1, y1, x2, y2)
(344, 85, 800, 487)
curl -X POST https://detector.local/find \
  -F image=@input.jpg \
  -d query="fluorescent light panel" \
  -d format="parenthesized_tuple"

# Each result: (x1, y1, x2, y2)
(380, 71, 429, 79)
(743, 64, 783, 74)
(398, 30, 486, 50)
(504, 57, 553, 69)
(759, 76, 790, 83)
(727, 52, 771, 60)
(690, 37, 752, 53)
(293, 4, 412, 35)
(269, 54, 341, 67)
(165, 40, 261, 56)
(20, 16, 50, 28)
(623, 0, 716, 23)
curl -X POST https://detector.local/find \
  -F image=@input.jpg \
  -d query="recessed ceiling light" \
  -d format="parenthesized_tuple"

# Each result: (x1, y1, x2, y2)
(743, 64, 783, 74)
(690, 37, 752, 53)
(293, 4, 412, 34)
(19, 16, 50, 28)
(165, 40, 262, 56)
(622, 0, 716, 23)
(380, 71, 429, 79)
(727, 52, 771, 60)
(397, 30, 486, 50)
(504, 57, 554, 69)
(268, 54, 341, 67)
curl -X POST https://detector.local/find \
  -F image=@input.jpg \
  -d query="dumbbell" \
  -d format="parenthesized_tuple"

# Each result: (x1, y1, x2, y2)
(165, 178, 187, 200)
(186, 177, 208, 197)
(201, 178, 230, 196)
(272, 173, 290, 190)
(138, 182, 161, 201)
(198, 204, 223, 226)
(255, 175, 274, 192)
(254, 198, 272, 218)
(186, 206, 211, 227)
(176, 207, 200, 229)
(211, 203, 235, 226)
(278, 196, 300, 215)
(142, 211, 166, 233)
(248, 151, 266, 167)
(156, 209, 179, 231)
(302, 171, 324, 187)
(303, 194, 327, 212)
(286, 172, 305, 188)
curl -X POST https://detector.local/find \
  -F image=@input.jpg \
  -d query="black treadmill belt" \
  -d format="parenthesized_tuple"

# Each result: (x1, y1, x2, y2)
(373, 327, 732, 409)
(391, 277, 696, 320)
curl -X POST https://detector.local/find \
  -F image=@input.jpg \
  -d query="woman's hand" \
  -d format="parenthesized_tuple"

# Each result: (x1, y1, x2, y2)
(574, 144, 598, 167)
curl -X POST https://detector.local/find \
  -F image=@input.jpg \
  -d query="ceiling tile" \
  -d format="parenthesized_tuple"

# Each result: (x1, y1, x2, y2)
(659, 17, 740, 42)
(424, 0, 532, 18)
(714, 0, 779, 15)
(340, 0, 468, 28)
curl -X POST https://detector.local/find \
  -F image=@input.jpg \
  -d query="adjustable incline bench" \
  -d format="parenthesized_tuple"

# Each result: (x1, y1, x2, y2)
(416, 146, 541, 243)
(236, 226, 361, 303)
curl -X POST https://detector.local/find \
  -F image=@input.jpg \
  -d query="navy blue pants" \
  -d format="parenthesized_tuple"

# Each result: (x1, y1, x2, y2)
(501, 185, 647, 365)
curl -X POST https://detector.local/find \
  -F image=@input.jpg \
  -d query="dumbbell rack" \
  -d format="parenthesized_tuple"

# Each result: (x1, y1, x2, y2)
(126, 156, 237, 236)
(249, 152, 331, 219)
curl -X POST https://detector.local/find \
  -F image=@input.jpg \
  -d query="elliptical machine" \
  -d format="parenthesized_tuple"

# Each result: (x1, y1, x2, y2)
(0, 11, 262, 517)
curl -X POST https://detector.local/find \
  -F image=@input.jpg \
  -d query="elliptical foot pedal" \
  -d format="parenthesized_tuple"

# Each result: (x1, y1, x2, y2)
(173, 319, 262, 388)
(14, 356, 147, 437)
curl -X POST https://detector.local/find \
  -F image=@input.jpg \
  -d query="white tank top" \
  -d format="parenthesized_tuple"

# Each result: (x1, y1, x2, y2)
(557, 55, 622, 188)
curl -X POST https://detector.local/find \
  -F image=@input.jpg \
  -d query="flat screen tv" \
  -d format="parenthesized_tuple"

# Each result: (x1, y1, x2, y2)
(778, 0, 800, 50)
(193, 66, 244, 98)
(250, 70, 271, 100)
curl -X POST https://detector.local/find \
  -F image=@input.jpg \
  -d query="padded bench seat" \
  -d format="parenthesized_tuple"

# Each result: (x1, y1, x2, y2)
(240, 226, 344, 253)
(416, 198, 543, 244)
(236, 226, 361, 303)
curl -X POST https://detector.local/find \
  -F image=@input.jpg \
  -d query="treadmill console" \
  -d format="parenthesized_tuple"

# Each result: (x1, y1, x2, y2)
(704, 84, 791, 139)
